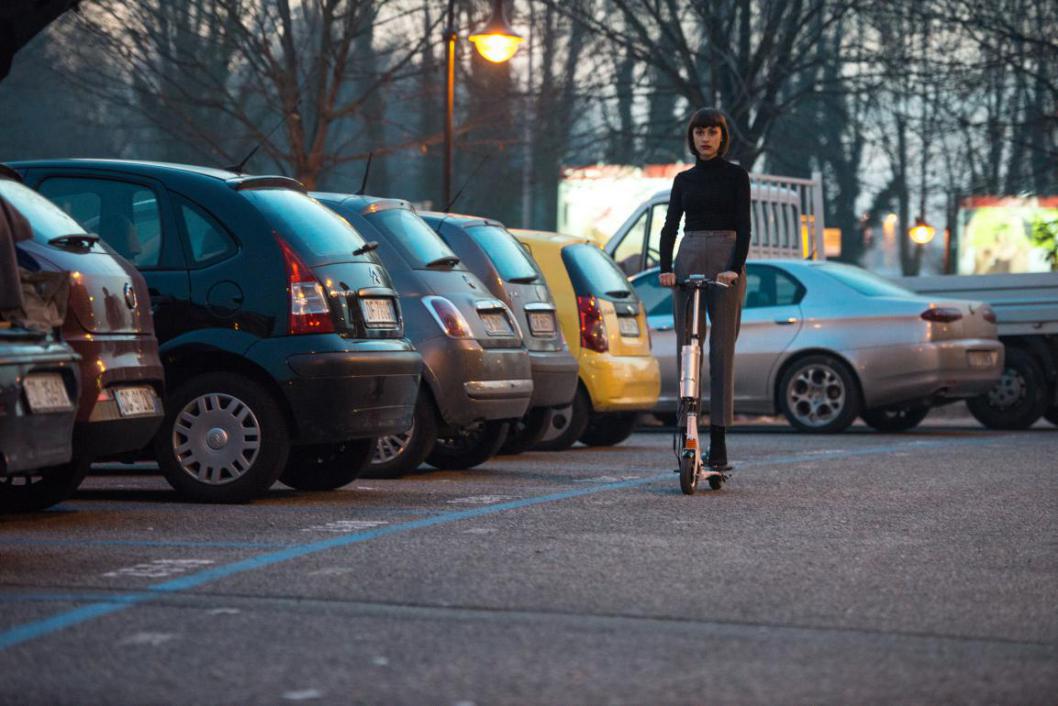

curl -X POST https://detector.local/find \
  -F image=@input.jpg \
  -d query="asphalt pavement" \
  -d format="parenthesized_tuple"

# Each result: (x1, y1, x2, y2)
(1, 419, 1056, 705)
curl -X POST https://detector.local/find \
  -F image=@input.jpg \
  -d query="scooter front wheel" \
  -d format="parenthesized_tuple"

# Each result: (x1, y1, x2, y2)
(679, 454, 698, 495)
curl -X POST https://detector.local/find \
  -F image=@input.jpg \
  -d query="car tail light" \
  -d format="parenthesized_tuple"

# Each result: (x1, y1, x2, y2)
(277, 236, 334, 335)
(921, 307, 963, 323)
(981, 305, 997, 324)
(577, 295, 608, 352)
(424, 296, 472, 338)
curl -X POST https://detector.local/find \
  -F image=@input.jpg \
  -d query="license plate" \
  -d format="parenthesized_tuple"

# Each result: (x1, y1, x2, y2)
(528, 311, 556, 336)
(361, 298, 397, 326)
(480, 312, 513, 336)
(968, 350, 998, 368)
(115, 386, 158, 417)
(24, 373, 73, 413)
(617, 316, 640, 337)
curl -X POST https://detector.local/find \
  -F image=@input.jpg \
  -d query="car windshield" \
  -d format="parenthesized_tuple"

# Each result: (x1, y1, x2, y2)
(561, 243, 634, 300)
(815, 262, 914, 297)
(366, 208, 462, 269)
(242, 188, 367, 263)
(0, 179, 89, 242)
(466, 225, 538, 282)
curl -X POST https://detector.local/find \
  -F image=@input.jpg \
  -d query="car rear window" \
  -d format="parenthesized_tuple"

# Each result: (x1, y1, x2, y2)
(816, 262, 913, 297)
(242, 188, 367, 263)
(465, 225, 538, 282)
(0, 179, 91, 243)
(561, 243, 634, 300)
(365, 208, 463, 269)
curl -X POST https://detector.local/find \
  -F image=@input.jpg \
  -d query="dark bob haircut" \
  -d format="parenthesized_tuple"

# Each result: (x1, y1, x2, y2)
(686, 108, 730, 158)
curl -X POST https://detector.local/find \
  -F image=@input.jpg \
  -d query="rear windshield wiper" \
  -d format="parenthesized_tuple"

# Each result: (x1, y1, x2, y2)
(508, 274, 539, 284)
(48, 233, 100, 249)
(353, 240, 379, 256)
(606, 289, 632, 298)
(424, 255, 460, 268)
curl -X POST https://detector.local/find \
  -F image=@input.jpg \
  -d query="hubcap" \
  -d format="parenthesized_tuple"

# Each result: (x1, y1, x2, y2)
(787, 364, 846, 428)
(373, 419, 414, 464)
(987, 367, 1025, 408)
(172, 393, 261, 485)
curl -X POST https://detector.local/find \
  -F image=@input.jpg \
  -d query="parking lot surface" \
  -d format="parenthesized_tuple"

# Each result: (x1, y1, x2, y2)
(1, 421, 1056, 705)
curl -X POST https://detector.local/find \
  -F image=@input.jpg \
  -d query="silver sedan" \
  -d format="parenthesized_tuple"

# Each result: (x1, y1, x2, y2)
(632, 260, 1005, 432)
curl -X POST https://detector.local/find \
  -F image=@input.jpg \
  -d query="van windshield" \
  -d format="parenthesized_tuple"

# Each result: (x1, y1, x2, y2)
(242, 188, 368, 263)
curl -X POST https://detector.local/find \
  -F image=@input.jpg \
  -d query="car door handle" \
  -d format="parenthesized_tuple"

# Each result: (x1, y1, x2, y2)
(774, 318, 798, 325)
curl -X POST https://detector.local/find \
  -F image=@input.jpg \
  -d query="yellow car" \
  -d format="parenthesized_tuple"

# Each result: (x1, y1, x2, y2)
(512, 229, 660, 449)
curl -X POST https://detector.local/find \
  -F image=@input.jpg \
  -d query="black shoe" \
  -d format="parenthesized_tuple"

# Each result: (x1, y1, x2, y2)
(707, 425, 730, 469)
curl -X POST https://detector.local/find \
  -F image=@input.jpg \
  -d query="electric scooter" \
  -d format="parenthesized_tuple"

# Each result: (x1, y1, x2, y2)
(675, 274, 731, 495)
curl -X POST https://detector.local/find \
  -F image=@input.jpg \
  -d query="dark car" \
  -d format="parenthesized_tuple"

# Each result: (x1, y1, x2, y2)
(0, 193, 81, 512)
(14, 160, 422, 502)
(0, 173, 166, 498)
(419, 212, 579, 453)
(314, 194, 533, 475)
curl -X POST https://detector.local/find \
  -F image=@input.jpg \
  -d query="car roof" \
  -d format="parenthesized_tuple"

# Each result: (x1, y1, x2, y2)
(510, 228, 593, 248)
(418, 211, 504, 230)
(7, 159, 305, 191)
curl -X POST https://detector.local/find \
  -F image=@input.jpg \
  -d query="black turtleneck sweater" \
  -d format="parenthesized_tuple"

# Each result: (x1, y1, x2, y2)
(658, 156, 752, 274)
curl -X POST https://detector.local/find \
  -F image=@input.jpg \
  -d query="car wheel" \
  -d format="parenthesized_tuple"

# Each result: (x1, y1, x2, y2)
(155, 373, 289, 503)
(279, 439, 374, 490)
(363, 390, 437, 478)
(967, 348, 1049, 430)
(579, 411, 639, 446)
(861, 404, 930, 432)
(534, 386, 591, 451)
(499, 407, 552, 455)
(426, 419, 509, 470)
(778, 354, 861, 433)
(0, 459, 90, 513)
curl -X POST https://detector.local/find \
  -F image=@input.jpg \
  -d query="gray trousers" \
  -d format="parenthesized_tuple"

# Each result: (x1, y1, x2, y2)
(672, 230, 747, 427)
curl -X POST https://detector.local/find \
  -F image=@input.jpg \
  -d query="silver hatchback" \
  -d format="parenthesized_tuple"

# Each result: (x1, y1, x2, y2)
(632, 260, 1005, 432)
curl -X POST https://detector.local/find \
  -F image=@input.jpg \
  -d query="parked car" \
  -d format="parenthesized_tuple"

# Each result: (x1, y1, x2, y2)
(419, 212, 579, 454)
(13, 160, 422, 501)
(512, 229, 660, 449)
(315, 194, 533, 475)
(0, 171, 166, 499)
(631, 260, 1005, 432)
(0, 193, 81, 512)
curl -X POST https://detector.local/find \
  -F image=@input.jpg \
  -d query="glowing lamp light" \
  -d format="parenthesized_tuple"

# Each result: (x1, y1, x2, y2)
(909, 217, 936, 245)
(468, 0, 523, 63)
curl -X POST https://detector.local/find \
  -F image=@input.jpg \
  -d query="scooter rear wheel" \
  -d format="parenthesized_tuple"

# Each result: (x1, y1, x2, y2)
(707, 473, 723, 491)
(679, 454, 698, 495)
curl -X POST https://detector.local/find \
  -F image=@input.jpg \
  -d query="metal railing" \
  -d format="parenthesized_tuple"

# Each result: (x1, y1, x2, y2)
(748, 171, 825, 260)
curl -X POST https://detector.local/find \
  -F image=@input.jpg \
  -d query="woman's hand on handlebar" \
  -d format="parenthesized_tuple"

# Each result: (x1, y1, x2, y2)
(659, 272, 676, 287)
(717, 270, 739, 286)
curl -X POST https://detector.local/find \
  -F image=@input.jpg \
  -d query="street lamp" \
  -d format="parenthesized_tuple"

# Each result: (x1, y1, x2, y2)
(909, 216, 936, 245)
(443, 0, 523, 209)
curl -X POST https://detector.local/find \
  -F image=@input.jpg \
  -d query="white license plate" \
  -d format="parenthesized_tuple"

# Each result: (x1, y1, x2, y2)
(968, 350, 998, 368)
(24, 373, 73, 413)
(480, 312, 513, 336)
(362, 298, 397, 326)
(115, 386, 158, 417)
(528, 311, 555, 335)
(617, 316, 640, 337)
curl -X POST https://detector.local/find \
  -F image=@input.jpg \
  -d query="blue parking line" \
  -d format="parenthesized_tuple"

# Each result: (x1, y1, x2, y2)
(0, 436, 996, 652)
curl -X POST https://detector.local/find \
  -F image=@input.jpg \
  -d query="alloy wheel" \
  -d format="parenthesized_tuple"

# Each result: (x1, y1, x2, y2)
(787, 364, 847, 428)
(172, 392, 261, 485)
(373, 419, 414, 465)
(986, 366, 1026, 408)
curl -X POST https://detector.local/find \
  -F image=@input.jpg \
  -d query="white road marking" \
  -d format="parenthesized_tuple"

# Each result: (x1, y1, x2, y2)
(461, 527, 497, 535)
(308, 566, 356, 577)
(372, 656, 389, 666)
(447, 495, 513, 505)
(118, 632, 176, 647)
(572, 475, 641, 483)
(300, 520, 388, 533)
(103, 559, 214, 578)
(282, 689, 323, 701)
(207, 608, 240, 615)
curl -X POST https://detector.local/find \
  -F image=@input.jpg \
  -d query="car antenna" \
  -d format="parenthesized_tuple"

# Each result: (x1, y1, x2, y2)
(355, 153, 373, 195)
(226, 100, 301, 174)
(443, 154, 490, 212)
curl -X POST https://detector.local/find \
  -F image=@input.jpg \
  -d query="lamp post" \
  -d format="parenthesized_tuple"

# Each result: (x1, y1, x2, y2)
(443, 0, 523, 209)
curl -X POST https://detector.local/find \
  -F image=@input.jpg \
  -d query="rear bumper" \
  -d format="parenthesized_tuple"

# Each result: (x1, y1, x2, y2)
(581, 352, 661, 412)
(852, 339, 1005, 409)
(250, 336, 423, 444)
(528, 349, 580, 408)
(419, 336, 533, 426)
